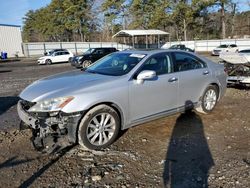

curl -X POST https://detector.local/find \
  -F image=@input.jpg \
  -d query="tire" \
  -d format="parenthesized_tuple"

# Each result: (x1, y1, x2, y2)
(45, 59, 52, 65)
(196, 85, 218, 114)
(82, 60, 92, 68)
(78, 104, 120, 150)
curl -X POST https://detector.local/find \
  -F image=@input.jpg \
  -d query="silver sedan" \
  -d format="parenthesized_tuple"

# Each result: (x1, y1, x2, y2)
(17, 50, 227, 152)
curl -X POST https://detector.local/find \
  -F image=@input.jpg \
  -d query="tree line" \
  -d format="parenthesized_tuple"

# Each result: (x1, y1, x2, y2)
(23, 0, 250, 42)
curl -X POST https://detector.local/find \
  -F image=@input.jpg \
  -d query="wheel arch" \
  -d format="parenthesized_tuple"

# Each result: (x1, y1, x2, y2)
(198, 82, 220, 103)
(78, 101, 125, 131)
(210, 82, 220, 99)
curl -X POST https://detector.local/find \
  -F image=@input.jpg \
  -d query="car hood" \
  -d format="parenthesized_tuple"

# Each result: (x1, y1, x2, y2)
(38, 55, 50, 60)
(213, 48, 221, 52)
(20, 70, 115, 102)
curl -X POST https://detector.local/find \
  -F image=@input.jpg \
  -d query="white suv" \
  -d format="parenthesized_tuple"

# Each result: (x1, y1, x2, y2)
(212, 44, 238, 56)
(37, 50, 74, 65)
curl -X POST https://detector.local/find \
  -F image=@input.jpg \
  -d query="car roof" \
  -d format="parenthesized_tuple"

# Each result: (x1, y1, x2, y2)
(50, 49, 67, 51)
(93, 47, 116, 49)
(117, 49, 194, 55)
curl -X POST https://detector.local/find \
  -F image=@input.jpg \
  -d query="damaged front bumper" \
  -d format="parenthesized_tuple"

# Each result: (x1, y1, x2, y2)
(17, 100, 83, 153)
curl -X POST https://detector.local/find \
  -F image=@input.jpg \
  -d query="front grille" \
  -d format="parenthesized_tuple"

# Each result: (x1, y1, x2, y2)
(20, 100, 36, 111)
(214, 50, 221, 53)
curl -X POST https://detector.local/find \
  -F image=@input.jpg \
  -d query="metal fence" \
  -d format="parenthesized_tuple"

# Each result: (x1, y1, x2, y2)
(22, 38, 250, 57)
(162, 38, 250, 52)
(22, 42, 131, 57)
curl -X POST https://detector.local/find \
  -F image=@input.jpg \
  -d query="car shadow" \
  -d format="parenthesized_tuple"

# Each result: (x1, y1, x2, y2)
(0, 96, 19, 116)
(163, 111, 214, 188)
(0, 156, 36, 169)
(0, 70, 12, 73)
(19, 145, 75, 188)
(227, 84, 250, 90)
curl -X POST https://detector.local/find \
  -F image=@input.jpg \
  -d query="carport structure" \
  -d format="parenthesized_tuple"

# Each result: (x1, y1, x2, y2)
(112, 29, 170, 49)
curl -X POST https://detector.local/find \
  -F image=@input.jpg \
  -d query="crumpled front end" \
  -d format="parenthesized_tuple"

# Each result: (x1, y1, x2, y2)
(17, 99, 83, 153)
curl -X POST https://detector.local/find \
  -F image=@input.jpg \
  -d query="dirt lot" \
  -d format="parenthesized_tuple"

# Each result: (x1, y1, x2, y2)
(0, 56, 249, 188)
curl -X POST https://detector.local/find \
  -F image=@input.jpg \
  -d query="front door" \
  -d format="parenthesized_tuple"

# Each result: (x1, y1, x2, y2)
(129, 53, 179, 122)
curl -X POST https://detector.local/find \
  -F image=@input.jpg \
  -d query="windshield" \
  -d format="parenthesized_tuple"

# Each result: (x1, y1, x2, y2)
(218, 45, 228, 48)
(86, 52, 146, 76)
(84, 48, 95, 54)
(46, 51, 54, 56)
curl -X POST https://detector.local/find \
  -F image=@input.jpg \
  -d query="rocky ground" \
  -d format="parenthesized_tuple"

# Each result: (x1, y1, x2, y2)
(0, 56, 249, 188)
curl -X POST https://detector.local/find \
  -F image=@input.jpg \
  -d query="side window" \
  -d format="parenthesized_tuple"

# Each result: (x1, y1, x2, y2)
(94, 49, 104, 55)
(140, 53, 173, 75)
(104, 49, 111, 53)
(64, 51, 69, 55)
(230, 44, 237, 48)
(173, 52, 206, 72)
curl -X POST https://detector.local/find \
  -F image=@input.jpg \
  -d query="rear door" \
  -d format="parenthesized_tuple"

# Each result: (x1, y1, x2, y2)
(172, 52, 212, 108)
(61, 51, 70, 62)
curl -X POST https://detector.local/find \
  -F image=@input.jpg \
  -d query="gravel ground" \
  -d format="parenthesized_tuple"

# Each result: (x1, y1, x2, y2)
(0, 56, 249, 188)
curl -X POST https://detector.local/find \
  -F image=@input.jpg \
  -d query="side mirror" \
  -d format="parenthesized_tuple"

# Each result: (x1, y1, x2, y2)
(136, 70, 156, 84)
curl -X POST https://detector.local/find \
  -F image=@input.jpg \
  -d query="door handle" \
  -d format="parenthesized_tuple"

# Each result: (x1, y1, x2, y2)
(168, 77, 178, 82)
(203, 70, 209, 75)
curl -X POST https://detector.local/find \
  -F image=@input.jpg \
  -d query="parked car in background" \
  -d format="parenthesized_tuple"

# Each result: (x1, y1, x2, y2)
(18, 50, 227, 152)
(169, 44, 195, 52)
(211, 44, 238, 56)
(71, 47, 118, 68)
(37, 50, 74, 65)
(44, 49, 68, 56)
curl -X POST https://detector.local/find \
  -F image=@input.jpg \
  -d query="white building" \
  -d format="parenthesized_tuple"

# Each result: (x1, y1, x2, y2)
(0, 24, 23, 57)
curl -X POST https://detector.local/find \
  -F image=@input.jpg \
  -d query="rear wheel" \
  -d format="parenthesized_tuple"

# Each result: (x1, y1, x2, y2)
(45, 59, 52, 65)
(78, 105, 120, 150)
(196, 85, 218, 114)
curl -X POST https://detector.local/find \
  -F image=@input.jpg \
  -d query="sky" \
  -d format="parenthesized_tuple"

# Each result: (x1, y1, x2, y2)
(0, 0, 51, 26)
(0, 0, 249, 27)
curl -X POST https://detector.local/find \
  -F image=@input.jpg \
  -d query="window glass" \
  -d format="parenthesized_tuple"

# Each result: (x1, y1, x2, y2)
(104, 49, 111, 53)
(94, 49, 104, 54)
(86, 52, 145, 76)
(139, 53, 173, 75)
(218, 45, 228, 48)
(230, 44, 237, 47)
(173, 52, 206, 72)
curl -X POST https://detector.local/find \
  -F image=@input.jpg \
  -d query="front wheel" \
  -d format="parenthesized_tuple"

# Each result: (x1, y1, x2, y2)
(78, 105, 120, 150)
(45, 59, 52, 65)
(196, 85, 218, 114)
(82, 60, 92, 68)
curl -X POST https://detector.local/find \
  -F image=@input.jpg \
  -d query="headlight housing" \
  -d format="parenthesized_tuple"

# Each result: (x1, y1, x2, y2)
(77, 56, 83, 62)
(28, 97, 74, 112)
